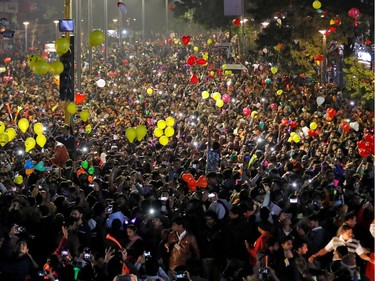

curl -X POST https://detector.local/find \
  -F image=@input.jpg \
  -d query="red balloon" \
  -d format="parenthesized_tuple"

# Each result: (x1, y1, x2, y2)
(190, 73, 198, 84)
(308, 130, 316, 137)
(365, 39, 372, 45)
(327, 108, 336, 119)
(342, 123, 350, 132)
(281, 118, 289, 126)
(314, 55, 324, 61)
(364, 133, 374, 144)
(168, 4, 174, 10)
(187, 178, 197, 191)
(196, 58, 207, 65)
(232, 18, 241, 26)
(4, 57, 11, 63)
(270, 103, 278, 110)
(168, 38, 173, 44)
(181, 35, 191, 45)
(334, 18, 341, 26)
(329, 27, 336, 32)
(122, 59, 129, 65)
(290, 121, 297, 129)
(186, 55, 196, 66)
(358, 148, 369, 158)
(357, 140, 367, 150)
(348, 7, 360, 19)
(222, 94, 230, 103)
(196, 175, 208, 188)
(182, 173, 193, 183)
(243, 107, 251, 116)
(75, 93, 86, 104)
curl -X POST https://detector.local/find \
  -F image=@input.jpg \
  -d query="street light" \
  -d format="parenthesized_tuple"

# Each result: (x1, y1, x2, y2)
(23, 22, 29, 51)
(53, 20, 59, 39)
(319, 30, 327, 84)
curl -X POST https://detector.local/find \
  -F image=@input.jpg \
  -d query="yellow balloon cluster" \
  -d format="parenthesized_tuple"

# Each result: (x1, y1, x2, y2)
(125, 125, 148, 143)
(288, 132, 301, 143)
(153, 117, 175, 146)
(0, 122, 17, 147)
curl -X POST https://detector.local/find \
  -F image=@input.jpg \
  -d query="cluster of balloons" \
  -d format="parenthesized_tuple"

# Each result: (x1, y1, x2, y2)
(126, 125, 148, 143)
(288, 132, 302, 143)
(24, 159, 47, 174)
(357, 133, 374, 158)
(181, 173, 208, 192)
(77, 160, 96, 182)
(33, 123, 47, 148)
(0, 121, 16, 147)
(186, 55, 207, 67)
(27, 53, 64, 76)
(153, 117, 175, 146)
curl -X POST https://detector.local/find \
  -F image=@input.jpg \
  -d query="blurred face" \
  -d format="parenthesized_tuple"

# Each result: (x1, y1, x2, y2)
(298, 243, 308, 255)
(70, 210, 82, 221)
(281, 240, 293, 251)
(126, 228, 136, 238)
(342, 229, 353, 241)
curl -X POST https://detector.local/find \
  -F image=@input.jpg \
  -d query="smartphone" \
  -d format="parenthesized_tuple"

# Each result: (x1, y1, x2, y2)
(37, 270, 49, 277)
(208, 193, 215, 198)
(176, 272, 188, 279)
(289, 197, 298, 204)
(83, 248, 91, 260)
(106, 204, 113, 214)
(16, 226, 25, 232)
(61, 250, 69, 256)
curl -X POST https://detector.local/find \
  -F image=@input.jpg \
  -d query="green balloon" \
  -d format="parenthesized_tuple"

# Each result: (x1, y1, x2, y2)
(88, 166, 95, 175)
(81, 160, 89, 169)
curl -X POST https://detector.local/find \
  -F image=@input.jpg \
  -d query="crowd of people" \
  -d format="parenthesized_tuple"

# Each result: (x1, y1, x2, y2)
(0, 31, 374, 281)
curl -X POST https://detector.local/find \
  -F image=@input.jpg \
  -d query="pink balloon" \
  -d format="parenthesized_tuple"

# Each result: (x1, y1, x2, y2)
(270, 103, 278, 110)
(243, 107, 251, 116)
(222, 94, 230, 103)
(348, 7, 360, 19)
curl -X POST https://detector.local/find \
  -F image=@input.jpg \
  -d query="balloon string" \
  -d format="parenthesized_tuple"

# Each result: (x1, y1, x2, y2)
(6, 103, 13, 123)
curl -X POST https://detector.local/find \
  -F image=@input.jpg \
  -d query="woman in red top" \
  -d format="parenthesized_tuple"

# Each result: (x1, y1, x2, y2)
(245, 221, 272, 267)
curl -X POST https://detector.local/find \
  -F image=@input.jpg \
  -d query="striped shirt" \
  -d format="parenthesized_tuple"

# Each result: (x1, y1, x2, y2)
(325, 235, 365, 260)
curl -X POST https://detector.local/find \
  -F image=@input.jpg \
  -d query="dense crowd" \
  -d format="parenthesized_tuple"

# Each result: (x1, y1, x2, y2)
(0, 32, 374, 281)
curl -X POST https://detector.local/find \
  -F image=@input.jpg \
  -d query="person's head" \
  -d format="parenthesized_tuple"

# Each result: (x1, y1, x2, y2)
(70, 206, 84, 223)
(294, 239, 308, 255)
(280, 237, 293, 251)
(258, 221, 271, 234)
(343, 212, 357, 228)
(126, 224, 137, 238)
(265, 237, 279, 252)
(337, 224, 353, 241)
(204, 210, 218, 227)
(171, 216, 186, 233)
(334, 245, 349, 260)
(307, 213, 320, 229)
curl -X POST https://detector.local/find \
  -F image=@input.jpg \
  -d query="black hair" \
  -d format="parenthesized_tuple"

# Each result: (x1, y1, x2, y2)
(172, 216, 186, 228)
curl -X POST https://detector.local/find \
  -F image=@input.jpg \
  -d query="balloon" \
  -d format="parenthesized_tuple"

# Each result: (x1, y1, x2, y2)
(207, 38, 213, 45)
(182, 173, 193, 183)
(49, 61, 64, 74)
(33, 122, 44, 135)
(265, 78, 271, 84)
(81, 160, 89, 169)
(164, 126, 175, 137)
(117, 1, 127, 14)
(14, 175, 23, 185)
(3, 57, 11, 63)
(89, 30, 105, 47)
(35, 161, 46, 172)
(310, 122, 318, 130)
(243, 107, 251, 116)
(232, 18, 241, 26)
(80, 110, 90, 122)
(251, 111, 258, 119)
(193, 46, 199, 52)
(316, 96, 325, 106)
(293, 134, 301, 143)
(125, 127, 137, 143)
(157, 120, 167, 130)
(159, 135, 168, 146)
(201, 91, 209, 99)
(166, 117, 175, 127)
(25, 137, 36, 152)
(312, 0, 321, 9)
(55, 38, 70, 55)
(153, 128, 163, 138)
(270, 103, 278, 110)
(290, 121, 297, 129)
(281, 118, 289, 126)
(33, 60, 49, 75)
(27, 54, 41, 66)
(222, 94, 230, 103)
(18, 118, 29, 133)
(81, 124, 90, 134)
(216, 99, 224, 108)
(364, 133, 374, 144)
(88, 166, 95, 175)
(53, 75, 60, 86)
(24, 159, 34, 169)
(36, 134, 47, 147)
(87, 175, 93, 183)
(146, 88, 153, 95)
(190, 74, 198, 84)
(181, 35, 190, 45)
(67, 102, 78, 115)
(348, 7, 360, 19)
(187, 178, 197, 191)
(212, 92, 221, 101)
(196, 58, 207, 65)
(5, 128, 16, 141)
(342, 123, 350, 132)
(0, 133, 8, 147)
(358, 149, 369, 158)
(327, 108, 336, 119)
(96, 79, 106, 87)
(196, 175, 208, 188)
(349, 121, 359, 132)
(75, 93, 86, 104)
(0, 121, 5, 134)
(135, 125, 147, 141)
(187, 55, 196, 66)
(276, 89, 283, 95)
(308, 130, 316, 137)
(271, 67, 278, 74)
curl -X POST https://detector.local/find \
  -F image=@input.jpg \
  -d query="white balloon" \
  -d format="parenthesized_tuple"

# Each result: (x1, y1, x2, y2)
(316, 96, 325, 106)
(349, 121, 359, 132)
(302, 126, 309, 136)
(96, 79, 106, 88)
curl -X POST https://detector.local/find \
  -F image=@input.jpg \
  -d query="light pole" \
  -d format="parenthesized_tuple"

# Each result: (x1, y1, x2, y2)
(319, 30, 327, 84)
(53, 20, 59, 39)
(88, 0, 93, 72)
(104, 0, 108, 61)
(165, 0, 168, 38)
(142, 0, 145, 44)
(23, 22, 29, 51)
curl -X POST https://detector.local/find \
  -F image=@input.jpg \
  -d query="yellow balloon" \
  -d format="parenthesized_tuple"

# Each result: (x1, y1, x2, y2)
(209, 71, 215, 76)
(251, 111, 258, 119)
(18, 118, 29, 133)
(312, 0, 321, 9)
(33, 60, 49, 75)
(153, 127, 163, 138)
(271, 67, 278, 74)
(203, 53, 209, 60)
(193, 46, 199, 52)
(165, 117, 175, 127)
(202, 91, 209, 99)
(36, 134, 47, 147)
(135, 125, 147, 141)
(67, 103, 78, 115)
(33, 122, 44, 135)
(27, 54, 41, 66)
(89, 30, 105, 47)
(55, 37, 70, 55)
(212, 92, 221, 101)
(80, 110, 90, 122)
(85, 124, 92, 134)
(0, 121, 5, 134)
(125, 127, 137, 143)
(5, 128, 16, 141)
(159, 135, 169, 146)
(164, 126, 175, 137)
(25, 137, 36, 152)
(310, 122, 318, 130)
(216, 99, 224, 108)
(146, 88, 153, 95)
(157, 120, 167, 130)
(222, 64, 227, 70)
(0, 133, 9, 147)
(207, 38, 213, 45)
(276, 89, 283, 95)
(49, 61, 64, 74)
(293, 134, 301, 143)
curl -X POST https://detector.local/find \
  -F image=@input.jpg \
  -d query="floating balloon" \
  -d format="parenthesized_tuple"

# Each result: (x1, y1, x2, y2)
(316, 96, 325, 106)
(251, 111, 258, 119)
(25, 137, 36, 152)
(157, 120, 167, 130)
(342, 123, 350, 132)
(55, 38, 70, 55)
(243, 107, 251, 116)
(310, 122, 318, 130)
(33, 60, 49, 75)
(117, 1, 127, 14)
(85, 124, 92, 134)
(125, 127, 137, 143)
(222, 94, 230, 103)
(75, 93, 86, 104)
(182, 173, 194, 183)
(18, 118, 29, 133)
(4, 57, 11, 63)
(33, 122, 44, 135)
(265, 78, 271, 84)
(0, 133, 8, 147)
(81, 160, 89, 169)
(88, 166, 95, 175)
(35, 161, 46, 172)
(166, 117, 175, 127)
(348, 7, 360, 19)
(193, 46, 199, 52)
(89, 30, 105, 47)
(216, 99, 224, 108)
(27, 54, 41, 66)
(312, 0, 321, 9)
(314, 55, 324, 61)
(232, 18, 241, 26)
(270, 103, 278, 110)
(36, 134, 47, 147)
(212, 92, 221, 101)
(0, 121, 4, 134)
(293, 134, 301, 143)
(196, 175, 208, 188)
(49, 61, 64, 74)
(196, 58, 207, 65)
(276, 89, 283, 95)
(187, 178, 197, 191)
(135, 125, 147, 141)
(5, 128, 16, 141)
(327, 108, 336, 119)
(207, 38, 213, 45)
(80, 110, 90, 122)
(96, 79, 106, 88)
(271, 67, 278, 74)
(164, 126, 175, 137)
(190, 74, 198, 84)
(159, 135, 168, 146)
(181, 35, 190, 45)
(153, 128, 163, 138)
(202, 91, 209, 99)
(67, 102, 78, 115)
(187, 55, 196, 66)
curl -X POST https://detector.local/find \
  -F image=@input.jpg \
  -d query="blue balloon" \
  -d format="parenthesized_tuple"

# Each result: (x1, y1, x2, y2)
(24, 159, 35, 169)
